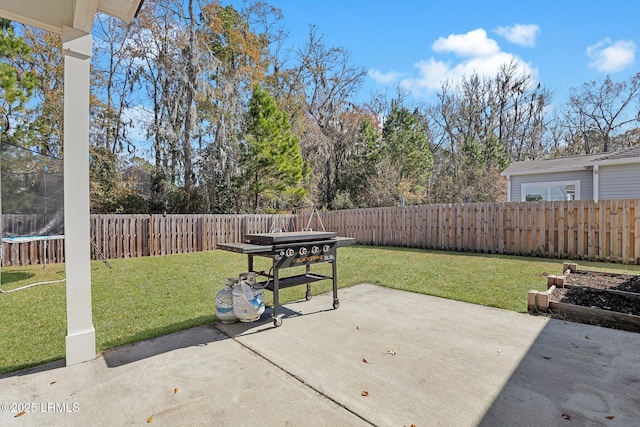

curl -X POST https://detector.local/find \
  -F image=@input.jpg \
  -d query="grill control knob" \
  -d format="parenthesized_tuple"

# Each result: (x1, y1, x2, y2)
(285, 248, 295, 257)
(298, 247, 308, 256)
(311, 246, 320, 254)
(323, 245, 331, 253)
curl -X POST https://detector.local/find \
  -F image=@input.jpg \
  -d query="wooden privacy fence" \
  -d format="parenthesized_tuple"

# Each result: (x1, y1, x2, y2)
(3, 200, 640, 266)
(2, 213, 297, 267)
(91, 214, 302, 260)
(316, 200, 640, 264)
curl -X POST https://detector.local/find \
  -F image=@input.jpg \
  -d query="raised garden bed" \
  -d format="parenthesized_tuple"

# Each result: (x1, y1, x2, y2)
(528, 263, 640, 333)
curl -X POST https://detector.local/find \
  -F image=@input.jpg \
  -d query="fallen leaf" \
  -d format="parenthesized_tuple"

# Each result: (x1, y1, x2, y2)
(606, 415, 615, 420)
(562, 413, 571, 420)
(356, 326, 359, 330)
(15, 411, 26, 418)
(362, 358, 369, 363)
(173, 387, 179, 394)
(147, 415, 154, 423)
(50, 381, 57, 384)
(361, 391, 369, 396)
(585, 335, 590, 340)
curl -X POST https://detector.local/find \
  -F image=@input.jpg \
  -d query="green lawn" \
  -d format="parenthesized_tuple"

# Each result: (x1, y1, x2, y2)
(2, 246, 640, 375)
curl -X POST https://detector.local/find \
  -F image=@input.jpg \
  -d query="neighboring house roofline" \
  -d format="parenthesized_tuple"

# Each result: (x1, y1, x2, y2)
(502, 144, 640, 177)
(586, 157, 640, 167)
(501, 166, 591, 177)
(501, 153, 601, 177)
(585, 144, 640, 166)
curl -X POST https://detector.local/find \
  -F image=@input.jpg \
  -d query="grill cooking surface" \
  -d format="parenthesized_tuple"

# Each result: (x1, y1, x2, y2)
(244, 231, 337, 244)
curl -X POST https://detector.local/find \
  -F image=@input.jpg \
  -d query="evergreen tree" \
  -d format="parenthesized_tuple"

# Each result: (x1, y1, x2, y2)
(333, 116, 382, 208)
(382, 101, 433, 204)
(0, 19, 38, 136)
(242, 83, 310, 212)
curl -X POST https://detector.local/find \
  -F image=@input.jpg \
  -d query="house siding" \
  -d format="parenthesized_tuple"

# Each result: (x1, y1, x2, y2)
(509, 170, 593, 202)
(598, 164, 640, 200)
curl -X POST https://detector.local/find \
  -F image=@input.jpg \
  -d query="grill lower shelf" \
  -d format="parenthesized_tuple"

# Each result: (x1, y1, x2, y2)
(261, 272, 332, 291)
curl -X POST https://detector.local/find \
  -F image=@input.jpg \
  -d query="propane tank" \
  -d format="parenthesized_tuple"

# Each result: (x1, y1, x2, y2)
(216, 278, 239, 323)
(232, 272, 265, 322)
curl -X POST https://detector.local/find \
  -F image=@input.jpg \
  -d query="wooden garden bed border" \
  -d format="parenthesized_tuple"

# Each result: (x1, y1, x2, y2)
(528, 262, 640, 333)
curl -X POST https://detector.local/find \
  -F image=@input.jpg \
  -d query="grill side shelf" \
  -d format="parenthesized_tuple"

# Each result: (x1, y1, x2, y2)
(216, 242, 273, 254)
(260, 272, 332, 291)
(333, 236, 356, 248)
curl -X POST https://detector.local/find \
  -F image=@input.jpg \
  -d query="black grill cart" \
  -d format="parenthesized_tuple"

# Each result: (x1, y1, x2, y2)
(217, 231, 355, 327)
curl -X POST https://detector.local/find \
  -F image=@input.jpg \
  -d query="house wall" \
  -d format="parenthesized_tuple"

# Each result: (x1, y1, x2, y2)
(509, 170, 593, 202)
(598, 164, 640, 199)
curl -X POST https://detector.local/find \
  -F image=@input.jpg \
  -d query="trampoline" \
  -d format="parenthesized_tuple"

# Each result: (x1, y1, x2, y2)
(1, 142, 65, 292)
(2, 235, 65, 267)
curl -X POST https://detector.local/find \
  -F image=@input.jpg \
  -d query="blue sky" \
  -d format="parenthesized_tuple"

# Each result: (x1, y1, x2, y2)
(233, 0, 639, 106)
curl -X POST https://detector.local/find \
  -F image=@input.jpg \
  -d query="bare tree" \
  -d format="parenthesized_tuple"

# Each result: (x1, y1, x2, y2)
(425, 59, 549, 202)
(132, 1, 183, 184)
(91, 14, 142, 155)
(295, 25, 367, 207)
(562, 73, 640, 153)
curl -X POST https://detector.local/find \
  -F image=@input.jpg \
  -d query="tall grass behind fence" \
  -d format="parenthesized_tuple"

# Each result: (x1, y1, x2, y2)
(316, 200, 640, 264)
(3, 200, 640, 266)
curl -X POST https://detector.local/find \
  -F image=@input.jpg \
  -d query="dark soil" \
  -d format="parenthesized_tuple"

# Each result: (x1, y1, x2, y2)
(551, 271, 640, 317)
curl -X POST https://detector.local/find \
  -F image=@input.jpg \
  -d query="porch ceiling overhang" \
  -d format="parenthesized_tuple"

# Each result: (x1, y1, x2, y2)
(0, 0, 142, 34)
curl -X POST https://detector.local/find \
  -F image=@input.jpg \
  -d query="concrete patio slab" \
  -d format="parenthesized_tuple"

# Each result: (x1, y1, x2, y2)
(1, 284, 639, 426)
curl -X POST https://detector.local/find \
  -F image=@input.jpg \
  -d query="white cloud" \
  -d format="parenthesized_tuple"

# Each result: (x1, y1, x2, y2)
(432, 28, 500, 58)
(386, 29, 538, 99)
(399, 59, 450, 93)
(587, 38, 636, 73)
(368, 68, 404, 84)
(401, 53, 537, 97)
(494, 24, 540, 47)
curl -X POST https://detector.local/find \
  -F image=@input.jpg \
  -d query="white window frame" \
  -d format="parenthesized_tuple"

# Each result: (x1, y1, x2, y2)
(520, 180, 581, 202)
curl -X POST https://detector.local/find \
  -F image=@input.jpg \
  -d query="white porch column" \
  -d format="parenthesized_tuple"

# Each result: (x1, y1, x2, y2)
(62, 26, 95, 365)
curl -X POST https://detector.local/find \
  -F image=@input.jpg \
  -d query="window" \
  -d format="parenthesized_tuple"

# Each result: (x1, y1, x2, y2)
(521, 180, 579, 201)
